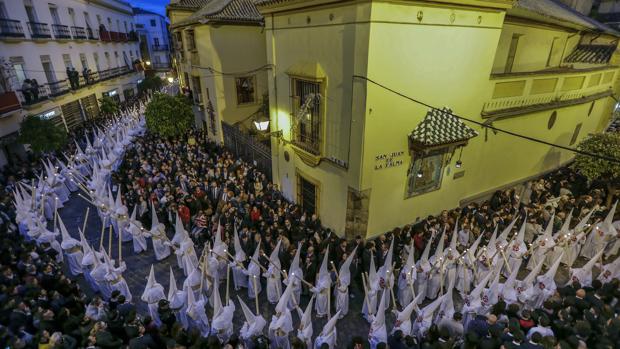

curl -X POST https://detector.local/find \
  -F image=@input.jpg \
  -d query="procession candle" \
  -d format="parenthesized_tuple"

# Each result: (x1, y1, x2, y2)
(82, 207, 90, 236)
(108, 225, 113, 262)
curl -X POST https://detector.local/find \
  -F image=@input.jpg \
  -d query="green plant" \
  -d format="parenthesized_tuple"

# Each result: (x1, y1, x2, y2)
(99, 96, 119, 117)
(138, 75, 164, 94)
(571, 132, 620, 205)
(145, 93, 194, 137)
(18, 115, 67, 154)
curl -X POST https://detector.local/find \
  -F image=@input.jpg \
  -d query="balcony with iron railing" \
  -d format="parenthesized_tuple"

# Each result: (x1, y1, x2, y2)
(86, 27, 98, 40)
(51, 24, 71, 39)
(482, 66, 619, 117)
(109, 31, 119, 41)
(15, 66, 137, 108)
(99, 29, 111, 41)
(152, 44, 169, 51)
(0, 19, 25, 38)
(27, 22, 51, 39)
(117, 32, 127, 42)
(71, 26, 86, 39)
(128, 30, 139, 42)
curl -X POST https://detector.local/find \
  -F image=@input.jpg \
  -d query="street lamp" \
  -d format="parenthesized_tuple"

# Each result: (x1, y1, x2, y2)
(253, 115, 270, 132)
(167, 77, 174, 83)
(145, 60, 151, 66)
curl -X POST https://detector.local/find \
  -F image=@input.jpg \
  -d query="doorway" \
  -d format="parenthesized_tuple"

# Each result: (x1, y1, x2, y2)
(296, 172, 319, 216)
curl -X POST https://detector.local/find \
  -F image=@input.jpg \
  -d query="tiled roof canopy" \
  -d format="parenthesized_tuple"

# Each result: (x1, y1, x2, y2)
(512, 0, 619, 36)
(409, 108, 479, 150)
(168, 0, 212, 10)
(174, 0, 263, 26)
(564, 44, 617, 64)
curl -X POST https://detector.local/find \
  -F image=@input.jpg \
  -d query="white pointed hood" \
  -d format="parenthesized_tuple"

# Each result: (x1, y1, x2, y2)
(213, 223, 226, 256)
(515, 216, 527, 243)
(556, 210, 574, 237)
(600, 201, 618, 235)
(418, 234, 433, 269)
(248, 241, 261, 275)
(233, 227, 246, 261)
(432, 228, 446, 263)
(502, 259, 522, 292)
(317, 249, 330, 285)
(289, 243, 302, 276)
(382, 239, 394, 274)
(369, 253, 378, 285)
(115, 187, 124, 210)
(275, 278, 294, 314)
(321, 311, 341, 336)
(420, 294, 443, 321)
(487, 225, 499, 253)
(58, 214, 80, 249)
(574, 210, 595, 233)
(150, 203, 160, 230)
(212, 280, 223, 318)
(404, 242, 416, 272)
(467, 232, 483, 262)
(239, 296, 256, 326)
(570, 249, 602, 286)
(498, 217, 518, 244)
(449, 223, 459, 250)
(371, 289, 387, 331)
(522, 256, 544, 286)
(269, 239, 282, 270)
(466, 272, 493, 301)
(142, 265, 164, 303)
(172, 212, 186, 244)
(397, 295, 419, 322)
(338, 246, 357, 287)
(542, 251, 564, 282)
(300, 295, 314, 328)
(167, 266, 179, 301)
(543, 213, 555, 237)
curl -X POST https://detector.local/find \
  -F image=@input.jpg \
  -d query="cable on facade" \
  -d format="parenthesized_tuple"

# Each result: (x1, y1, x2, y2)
(352, 75, 620, 165)
(189, 64, 274, 76)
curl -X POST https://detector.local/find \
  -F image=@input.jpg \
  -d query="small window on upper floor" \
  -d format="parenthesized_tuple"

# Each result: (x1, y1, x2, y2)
(505, 34, 522, 74)
(235, 76, 256, 105)
(185, 30, 196, 51)
(150, 19, 156, 27)
(136, 24, 144, 29)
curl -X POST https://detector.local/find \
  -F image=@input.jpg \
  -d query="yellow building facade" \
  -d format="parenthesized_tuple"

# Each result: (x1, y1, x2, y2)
(168, 0, 268, 139)
(255, 0, 620, 238)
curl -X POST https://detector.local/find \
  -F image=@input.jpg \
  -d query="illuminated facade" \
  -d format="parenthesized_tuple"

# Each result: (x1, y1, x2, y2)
(255, 0, 620, 238)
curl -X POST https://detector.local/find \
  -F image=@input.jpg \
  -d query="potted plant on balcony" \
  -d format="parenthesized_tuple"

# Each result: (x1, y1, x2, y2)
(145, 93, 193, 137)
(0, 57, 21, 114)
(99, 95, 119, 118)
(18, 116, 67, 154)
(572, 132, 620, 206)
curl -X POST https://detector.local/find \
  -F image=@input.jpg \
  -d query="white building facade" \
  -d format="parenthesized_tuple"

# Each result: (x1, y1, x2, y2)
(133, 7, 171, 72)
(0, 0, 144, 167)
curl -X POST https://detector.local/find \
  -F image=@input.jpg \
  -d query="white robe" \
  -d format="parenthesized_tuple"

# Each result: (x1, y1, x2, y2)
(264, 266, 282, 304)
(63, 247, 84, 276)
(129, 223, 148, 253)
(335, 283, 349, 318)
(314, 277, 331, 317)
(105, 263, 132, 302)
(397, 269, 415, 307)
(187, 298, 210, 337)
(314, 329, 337, 349)
(150, 226, 171, 261)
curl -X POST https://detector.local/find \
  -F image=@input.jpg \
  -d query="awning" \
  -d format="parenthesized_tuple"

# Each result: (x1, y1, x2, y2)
(408, 107, 478, 150)
(565, 44, 617, 64)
